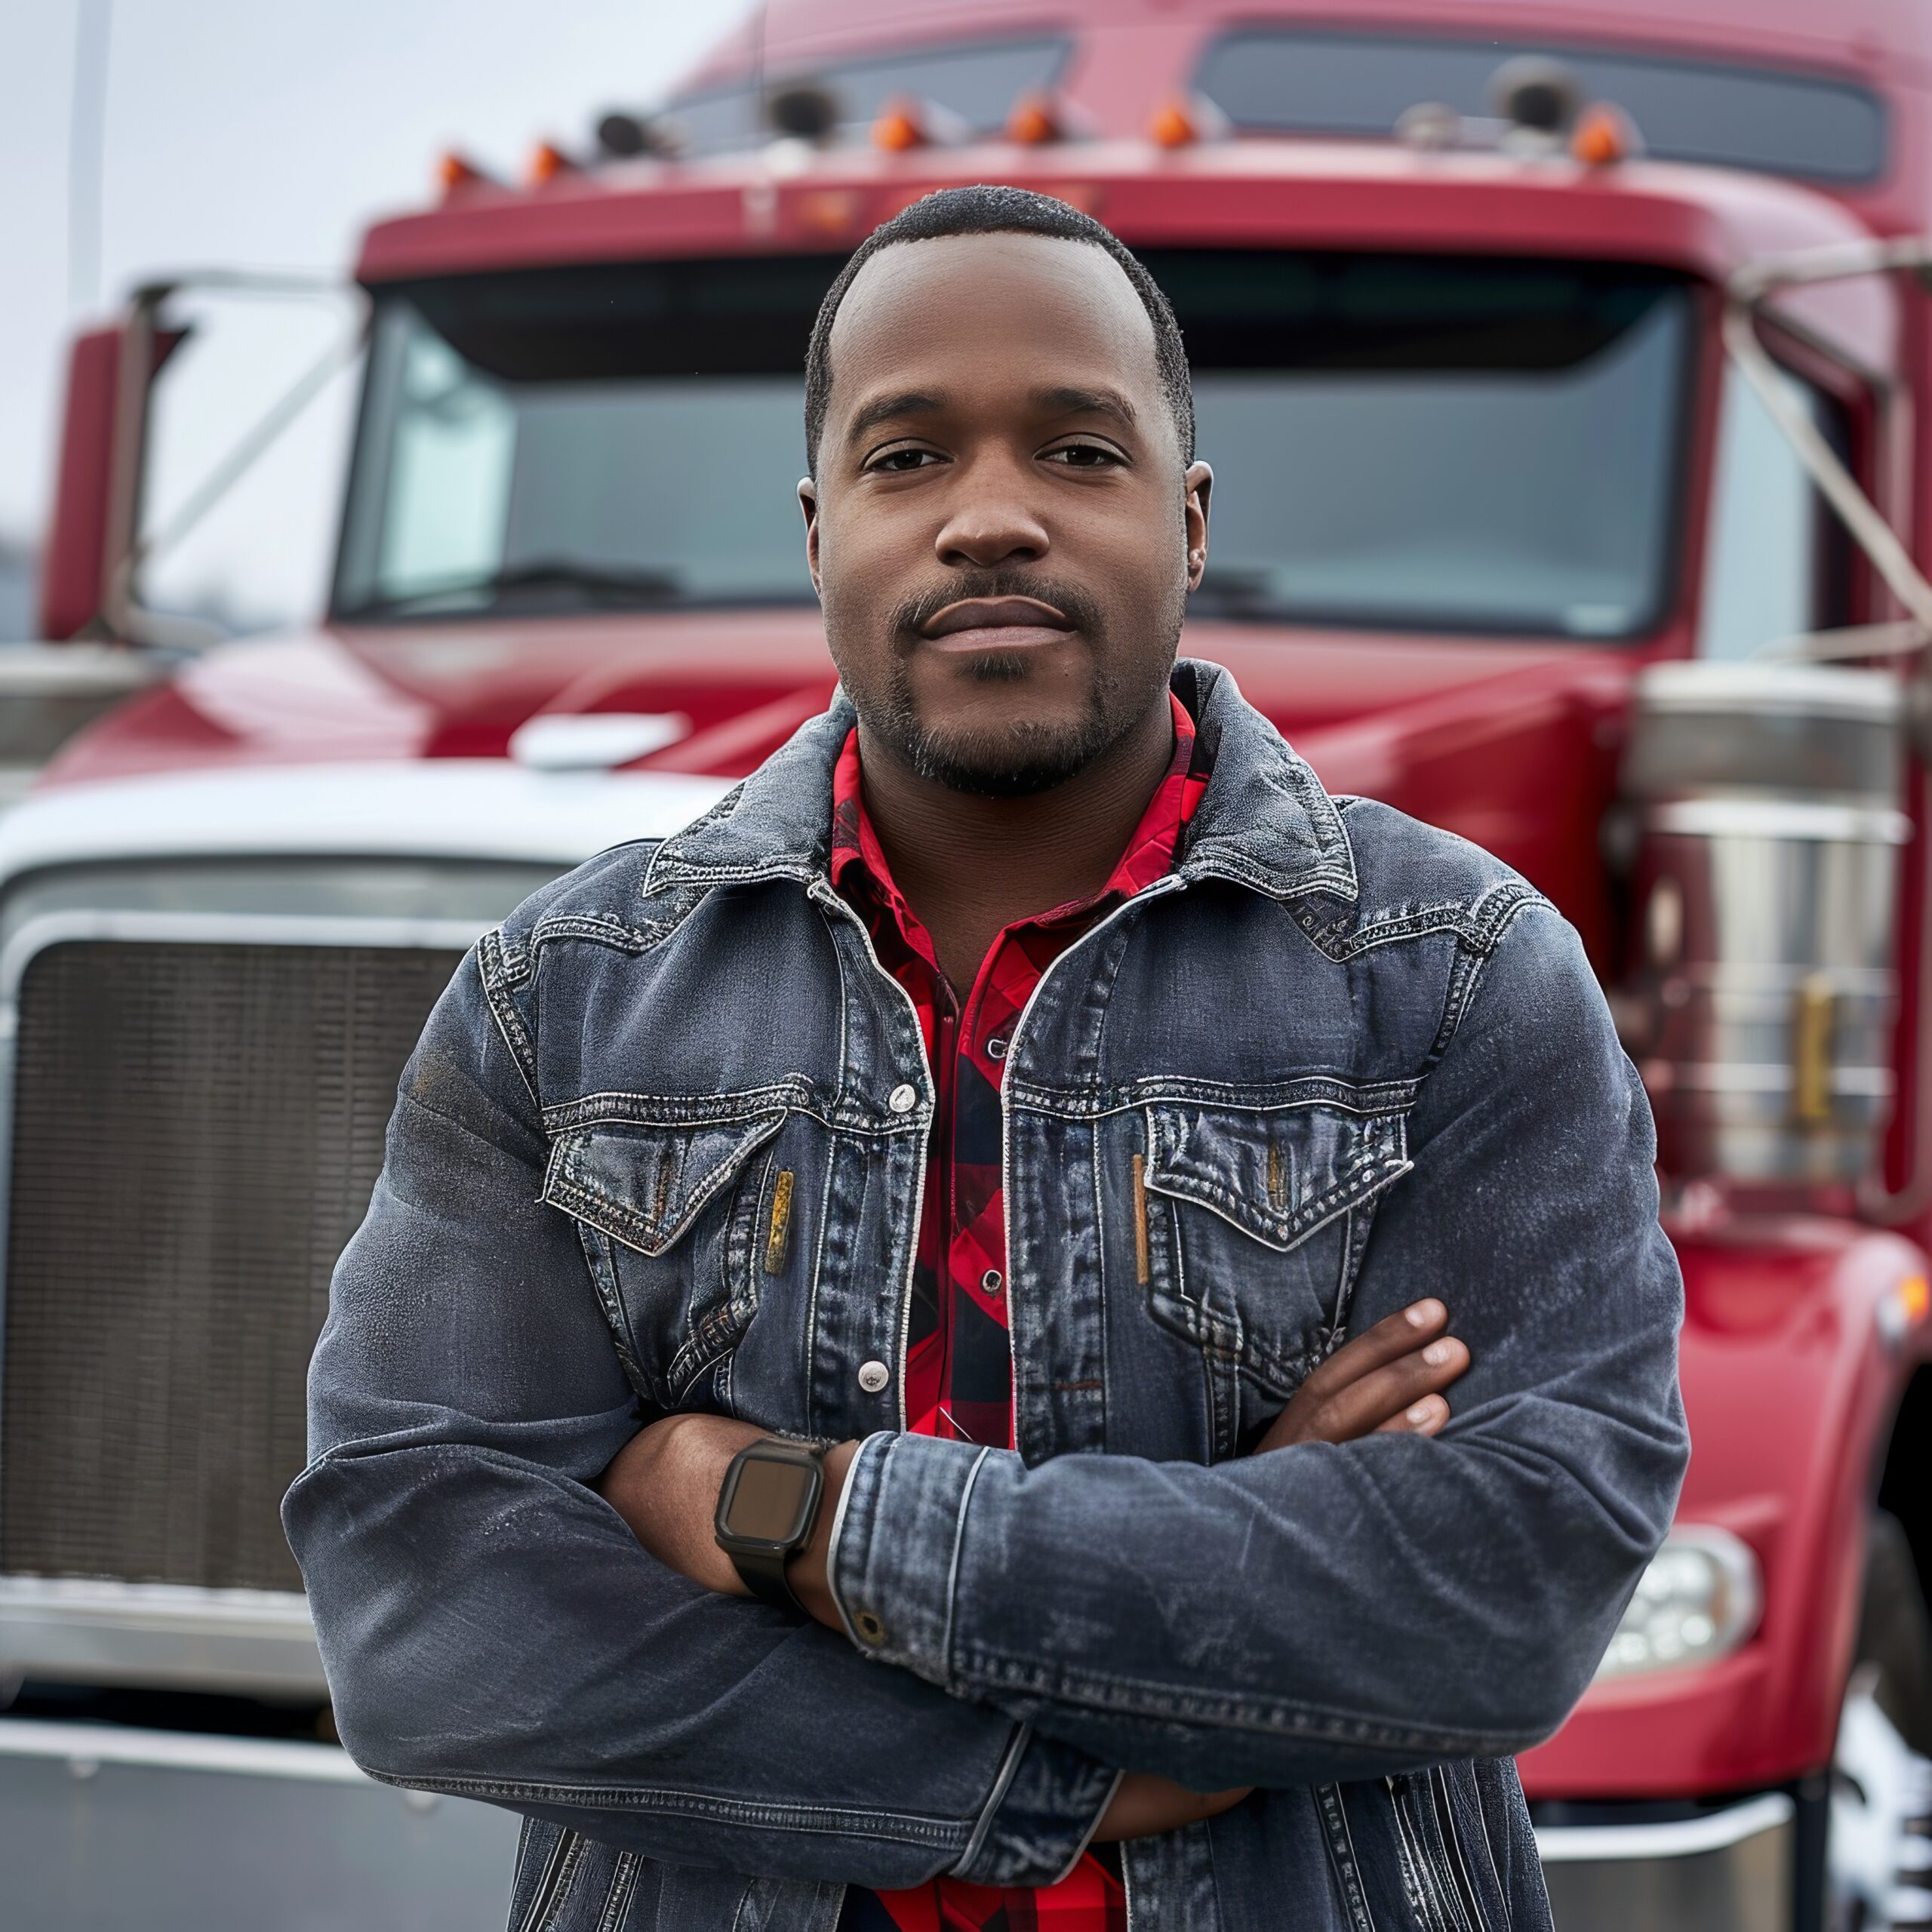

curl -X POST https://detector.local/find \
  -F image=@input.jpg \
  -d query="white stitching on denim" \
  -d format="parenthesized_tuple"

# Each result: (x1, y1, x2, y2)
(1004, 1073, 1423, 1122)
(476, 931, 542, 1109)
(946, 1645, 1531, 1759)
(1427, 888, 1546, 1063)
(1141, 1102, 1414, 1253)
(519, 1829, 585, 1932)
(541, 1112, 789, 1257)
(358, 1764, 968, 1847)
(1318, 1784, 1379, 1932)
(595, 1854, 641, 1932)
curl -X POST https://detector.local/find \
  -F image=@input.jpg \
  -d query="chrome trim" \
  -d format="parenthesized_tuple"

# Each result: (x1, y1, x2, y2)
(1534, 1792, 1793, 1863)
(0, 760, 731, 883)
(1647, 798, 1912, 845)
(0, 1715, 361, 1784)
(0, 907, 490, 1011)
(0, 1577, 325, 1695)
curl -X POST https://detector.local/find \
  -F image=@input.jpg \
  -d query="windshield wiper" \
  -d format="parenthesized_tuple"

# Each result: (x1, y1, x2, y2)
(341, 558, 684, 620)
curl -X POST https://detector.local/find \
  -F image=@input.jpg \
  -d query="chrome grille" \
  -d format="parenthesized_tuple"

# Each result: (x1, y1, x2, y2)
(0, 940, 461, 1590)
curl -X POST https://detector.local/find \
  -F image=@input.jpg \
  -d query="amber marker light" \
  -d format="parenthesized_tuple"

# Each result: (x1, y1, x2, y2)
(798, 189, 862, 238)
(436, 150, 493, 195)
(1148, 95, 1199, 149)
(1902, 1275, 1930, 1324)
(872, 97, 928, 152)
(527, 141, 575, 185)
(1572, 103, 1636, 166)
(1007, 91, 1062, 145)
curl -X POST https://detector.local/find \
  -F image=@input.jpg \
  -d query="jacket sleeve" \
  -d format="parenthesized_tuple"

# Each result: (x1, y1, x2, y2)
(826, 900, 1690, 1789)
(281, 945, 1116, 1887)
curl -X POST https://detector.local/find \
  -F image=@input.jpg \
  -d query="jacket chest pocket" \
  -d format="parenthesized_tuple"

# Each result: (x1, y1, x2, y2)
(1138, 1083, 1414, 1452)
(542, 1103, 790, 1412)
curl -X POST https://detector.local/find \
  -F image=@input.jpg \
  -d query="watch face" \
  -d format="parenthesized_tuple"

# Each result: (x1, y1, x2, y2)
(721, 1451, 818, 1549)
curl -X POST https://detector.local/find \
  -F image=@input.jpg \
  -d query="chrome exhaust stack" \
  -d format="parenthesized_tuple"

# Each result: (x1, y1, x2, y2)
(1620, 660, 1908, 1185)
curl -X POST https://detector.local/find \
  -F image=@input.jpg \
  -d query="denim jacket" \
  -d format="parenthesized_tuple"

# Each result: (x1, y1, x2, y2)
(285, 659, 1689, 1932)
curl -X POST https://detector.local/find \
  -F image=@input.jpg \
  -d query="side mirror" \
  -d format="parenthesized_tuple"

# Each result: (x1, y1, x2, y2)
(37, 318, 181, 641)
(38, 272, 358, 648)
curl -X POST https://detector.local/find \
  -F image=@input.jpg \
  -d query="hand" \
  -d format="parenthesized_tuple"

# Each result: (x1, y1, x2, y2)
(595, 1415, 857, 1629)
(1254, 1298, 1469, 1454)
(1094, 1770, 1254, 1843)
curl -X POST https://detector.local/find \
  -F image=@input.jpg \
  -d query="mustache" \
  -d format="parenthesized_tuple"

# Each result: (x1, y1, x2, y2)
(886, 571, 1106, 646)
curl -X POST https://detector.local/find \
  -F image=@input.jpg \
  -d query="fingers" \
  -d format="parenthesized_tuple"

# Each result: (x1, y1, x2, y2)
(1308, 1334, 1470, 1444)
(1256, 1305, 1471, 1452)
(1376, 1392, 1449, 1438)
(1291, 1299, 1447, 1407)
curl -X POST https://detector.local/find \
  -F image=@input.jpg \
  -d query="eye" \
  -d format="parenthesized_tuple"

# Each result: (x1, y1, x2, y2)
(1044, 441, 1126, 469)
(866, 446, 944, 474)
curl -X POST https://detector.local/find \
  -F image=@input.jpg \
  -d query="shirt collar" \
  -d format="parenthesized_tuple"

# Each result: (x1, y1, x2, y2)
(644, 660, 1358, 909)
(829, 691, 1203, 940)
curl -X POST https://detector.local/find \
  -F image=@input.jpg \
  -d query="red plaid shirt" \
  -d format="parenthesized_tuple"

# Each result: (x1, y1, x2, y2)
(831, 694, 1210, 1932)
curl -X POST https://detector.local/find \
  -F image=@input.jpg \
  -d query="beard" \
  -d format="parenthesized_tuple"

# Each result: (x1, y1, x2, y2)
(838, 568, 1183, 799)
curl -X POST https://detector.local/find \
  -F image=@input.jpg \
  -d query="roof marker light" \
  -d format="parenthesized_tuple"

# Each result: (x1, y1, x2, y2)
(435, 150, 494, 196)
(1571, 103, 1641, 166)
(872, 97, 928, 152)
(527, 141, 575, 185)
(1006, 91, 1062, 146)
(1148, 94, 1199, 149)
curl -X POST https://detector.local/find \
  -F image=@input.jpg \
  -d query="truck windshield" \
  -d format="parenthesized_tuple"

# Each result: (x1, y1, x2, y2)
(333, 251, 1691, 640)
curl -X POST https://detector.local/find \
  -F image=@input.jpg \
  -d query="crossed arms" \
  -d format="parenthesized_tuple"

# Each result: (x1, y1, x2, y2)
(282, 901, 1687, 1888)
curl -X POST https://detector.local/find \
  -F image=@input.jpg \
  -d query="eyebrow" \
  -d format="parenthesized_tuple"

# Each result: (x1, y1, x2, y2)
(1031, 385, 1140, 431)
(842, 383, 1145, 451)
(844, 390, 946, 447)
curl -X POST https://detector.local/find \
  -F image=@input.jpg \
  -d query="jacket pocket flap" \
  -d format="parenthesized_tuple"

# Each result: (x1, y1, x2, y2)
(543, 1109, 787, 1256)
(1143, 1098, 1411, 1251)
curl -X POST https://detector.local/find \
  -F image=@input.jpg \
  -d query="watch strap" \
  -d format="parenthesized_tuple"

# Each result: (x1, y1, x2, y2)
(731, 1543, 813, 1617)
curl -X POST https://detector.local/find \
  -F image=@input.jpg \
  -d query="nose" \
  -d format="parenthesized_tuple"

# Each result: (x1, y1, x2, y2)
(933, 452, 1050, 571)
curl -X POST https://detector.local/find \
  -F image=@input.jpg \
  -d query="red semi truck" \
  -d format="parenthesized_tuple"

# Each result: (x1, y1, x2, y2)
(13, 2, 1932, 1926)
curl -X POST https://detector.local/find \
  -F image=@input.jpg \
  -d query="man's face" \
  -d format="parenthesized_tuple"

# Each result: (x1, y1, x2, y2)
(801, 232, 1211, 798)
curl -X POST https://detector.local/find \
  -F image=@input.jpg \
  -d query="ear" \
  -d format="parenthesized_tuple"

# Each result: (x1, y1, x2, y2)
(798, 477, 822, 600)
(1183, 462, 1213, 592)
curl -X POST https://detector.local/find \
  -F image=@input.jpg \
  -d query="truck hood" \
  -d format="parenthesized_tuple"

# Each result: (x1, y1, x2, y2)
(26, 610, 1641, 956)
(35, 608, 1633, 784)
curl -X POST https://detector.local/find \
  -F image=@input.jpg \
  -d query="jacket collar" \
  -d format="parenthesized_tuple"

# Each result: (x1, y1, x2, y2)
(641, 657, 1358, 906)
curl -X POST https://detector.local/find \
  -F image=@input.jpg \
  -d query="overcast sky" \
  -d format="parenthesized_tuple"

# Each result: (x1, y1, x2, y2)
(0, 0, 750, 626)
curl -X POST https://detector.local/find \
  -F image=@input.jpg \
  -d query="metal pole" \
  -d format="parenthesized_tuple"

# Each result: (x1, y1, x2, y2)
(66, 0, 114, 312)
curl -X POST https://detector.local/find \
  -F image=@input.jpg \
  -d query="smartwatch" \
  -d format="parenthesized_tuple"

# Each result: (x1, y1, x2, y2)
(713, 1437, 827, 1616)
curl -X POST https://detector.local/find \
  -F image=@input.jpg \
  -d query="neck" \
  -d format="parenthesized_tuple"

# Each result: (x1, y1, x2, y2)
(855, 695, 1177, 989)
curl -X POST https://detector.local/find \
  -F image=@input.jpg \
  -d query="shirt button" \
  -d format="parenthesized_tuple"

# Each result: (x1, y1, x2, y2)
(888, 1083, 918, 1115)
(857, 1359, 891, 1394)
(981, 1269, 1002, 1296)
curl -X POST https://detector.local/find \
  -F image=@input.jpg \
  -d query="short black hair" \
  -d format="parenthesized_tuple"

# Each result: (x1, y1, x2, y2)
(803, 184, 1194, 475)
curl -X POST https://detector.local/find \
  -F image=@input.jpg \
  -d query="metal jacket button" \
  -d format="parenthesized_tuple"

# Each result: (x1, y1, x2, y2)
(888, 1083, 918, 1114)
(853, 1609, 888, 1646)
(857, 1359, 891, 1393)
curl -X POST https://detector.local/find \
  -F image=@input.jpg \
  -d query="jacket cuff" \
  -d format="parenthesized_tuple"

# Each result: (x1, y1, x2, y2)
(826, 1431, 1118, 1883)
(826, 1429, 989, 1686)
(952, 1725, 1123, 1887)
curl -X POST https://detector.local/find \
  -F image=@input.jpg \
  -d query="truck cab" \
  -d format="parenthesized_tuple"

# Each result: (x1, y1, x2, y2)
(14, 4, 1932, 1927)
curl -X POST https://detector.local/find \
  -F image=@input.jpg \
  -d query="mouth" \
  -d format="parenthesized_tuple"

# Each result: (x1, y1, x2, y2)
(917, 595, 1076, 654)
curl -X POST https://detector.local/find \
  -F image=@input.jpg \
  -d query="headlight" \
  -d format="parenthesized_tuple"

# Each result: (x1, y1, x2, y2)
(1592, 1526, 1762, 1681)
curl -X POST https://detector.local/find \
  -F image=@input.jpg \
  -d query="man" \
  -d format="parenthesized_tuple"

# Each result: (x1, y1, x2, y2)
(286, 186, 1687, 1932)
